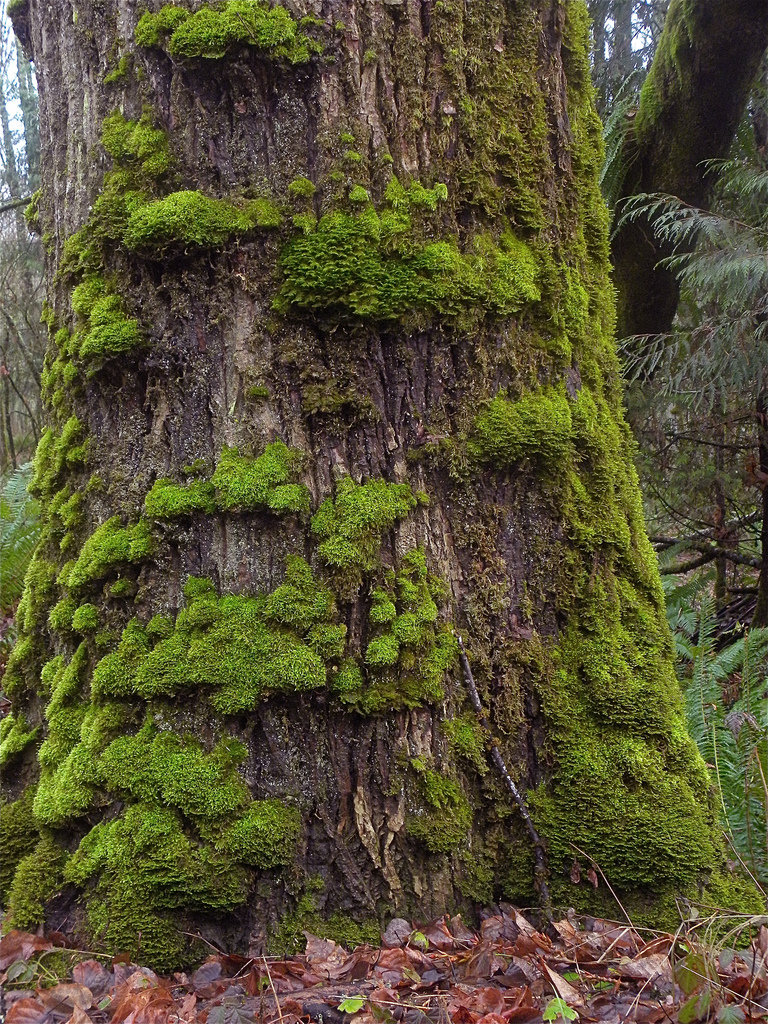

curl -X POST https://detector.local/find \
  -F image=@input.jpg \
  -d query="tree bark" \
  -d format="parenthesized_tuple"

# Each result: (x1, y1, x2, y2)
(612, 0, 768, 340)
(0, 0, 742, 970)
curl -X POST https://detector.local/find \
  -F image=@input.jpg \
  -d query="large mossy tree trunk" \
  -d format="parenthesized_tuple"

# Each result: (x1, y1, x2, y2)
(0, 0, 749, 970)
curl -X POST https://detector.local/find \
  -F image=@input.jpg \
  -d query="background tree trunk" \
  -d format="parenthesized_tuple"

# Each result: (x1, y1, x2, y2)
(1, 0, 742, 970)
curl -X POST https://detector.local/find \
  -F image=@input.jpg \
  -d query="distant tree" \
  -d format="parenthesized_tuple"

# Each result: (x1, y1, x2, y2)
(0, 11, 45, 468)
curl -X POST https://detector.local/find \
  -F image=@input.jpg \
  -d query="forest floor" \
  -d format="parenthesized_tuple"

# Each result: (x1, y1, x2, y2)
(1, 906, 766, 1024)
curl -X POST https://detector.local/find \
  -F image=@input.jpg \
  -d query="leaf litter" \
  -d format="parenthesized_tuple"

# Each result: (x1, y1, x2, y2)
(3, 906, 768, 1024)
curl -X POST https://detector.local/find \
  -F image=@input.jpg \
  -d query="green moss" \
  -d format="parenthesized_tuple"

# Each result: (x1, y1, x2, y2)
(76, 290, 143, 361)
(48, 596, 77, 632)
(0, 788, 39, 903)
(212, 441, 309, 514)
(101, 109, 173, 180)
(109, 578, 136, 598)
(528, 560, 723, 911)
(30, 417, 87, 501)
(123, 191, 281, 254)
(136, 0, 316, 63)
(6, 835, 66, 930)
(145, 478, 216, 518)
(66, 803, 250, 971)
(72, 603, 100, 632)
(276, 184, 540, 327)
(98, 722, 250, 819)
(336, 549, 456, 712)
(24, 189, 41, 233)
(288, 176, 316, 199)
(269, 880, 380, 954)
(134, 4, 189, 47)
(104, 54, 132, 84)
(66, 517, 154, 593)
(470, 386, 573, 467)
(0, 714, 39, 768)
(92, 560, 340, 711)
(217, 800, 301, 867)
(348, 185, 370, 204)
(443, 714, 488, 775)
(311, 476, 417, 580)
(406, 762, 472, 853)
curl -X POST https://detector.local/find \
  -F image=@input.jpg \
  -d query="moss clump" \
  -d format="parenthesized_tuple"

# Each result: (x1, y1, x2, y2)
(0, 787, 39, 902)
(134, 4, 189, 47)
(3, 551, 59, 697)
(311, 476, 418, 581)
(29, 417, 87, 501)
(406, 760, 472, 853)
(217, 800, 301, 867)
(104, 54, 132, 84)
(212, 441, 310, 514)
(98, 722, 250, 818)
(0, 714, 40, 767)
(65, 517, 154, 593)
(443, 714, 488, 775)
(101, 109, 173, 180)
(275, 182, 540, 327)
(33, 645, 93, 826)
(6, 835, 66, 930)
(336, 549, 456, 712)
(269, 880, 380, 954)
(77, 290, 143, 361)
(135, 0, 317, 63)
(109, 578, 136, 598)
(145, 478, 216, 518)
(470, 386, 573, 467)
(24, 189, 41, 233)
(72, 603, 100, 632)
(123, 191, 281, 254)
(66, 803, 250, 971)
(287, 176, 316, 199)
(92, 561, 341, 711)
(48, 596, 77, 633)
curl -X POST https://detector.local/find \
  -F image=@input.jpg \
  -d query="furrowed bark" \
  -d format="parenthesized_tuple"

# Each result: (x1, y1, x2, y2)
(0, 0, 755, 970)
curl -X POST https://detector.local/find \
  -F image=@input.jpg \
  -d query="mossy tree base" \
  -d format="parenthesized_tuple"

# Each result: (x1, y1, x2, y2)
(2, 0, 750, 970)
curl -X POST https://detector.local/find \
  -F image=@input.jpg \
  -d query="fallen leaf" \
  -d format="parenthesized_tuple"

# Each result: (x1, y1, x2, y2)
(39, 982, 93, 1012)
(5, 998, 49, 1024)
(382, 920, 411, 949)
(538, 962, 585, 1009)
(0, 932, 55, 971)
(73, 959, 113, 996)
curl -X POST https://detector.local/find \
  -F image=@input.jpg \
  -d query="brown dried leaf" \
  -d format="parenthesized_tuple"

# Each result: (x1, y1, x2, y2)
(64, 1008, 93, 1024)
(5, 998, 49, 1024)
(538, 960, 585, 1009)
(0, 931, 55, 971)
(39, 982, 93, 1011)
(72, 959, 113, 996)
(423, 918, 460, 952)
(615, 953, 672, 987)
(382, 920, 411, 949)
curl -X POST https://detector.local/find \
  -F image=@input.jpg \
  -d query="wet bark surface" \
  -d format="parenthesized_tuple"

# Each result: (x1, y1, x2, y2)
(2, 0, 726, 961)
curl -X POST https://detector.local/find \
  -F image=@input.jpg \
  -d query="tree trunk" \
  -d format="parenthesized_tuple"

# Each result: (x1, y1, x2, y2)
(16, 40, 41, 192)
(612, 0, 768, 340)
(1, 0, 744, 971)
